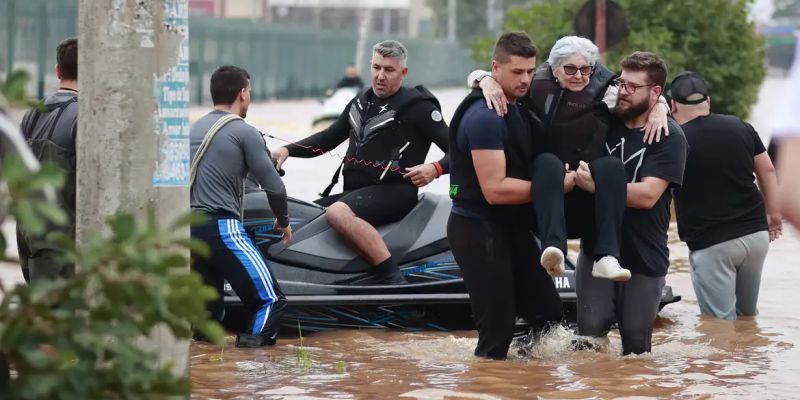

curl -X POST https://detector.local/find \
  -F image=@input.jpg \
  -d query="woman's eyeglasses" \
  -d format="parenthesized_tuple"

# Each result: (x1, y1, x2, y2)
(562, 65, 593, 76)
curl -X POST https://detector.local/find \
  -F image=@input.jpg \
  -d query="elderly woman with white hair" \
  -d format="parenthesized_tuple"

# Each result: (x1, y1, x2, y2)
(467, 36, 670, 282)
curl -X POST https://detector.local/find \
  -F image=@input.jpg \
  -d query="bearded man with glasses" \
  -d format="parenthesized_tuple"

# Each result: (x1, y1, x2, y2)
(572, 51, 688, 354)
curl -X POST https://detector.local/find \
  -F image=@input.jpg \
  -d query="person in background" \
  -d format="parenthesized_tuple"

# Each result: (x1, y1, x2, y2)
(670, 71, 781, 320)
(325, 65, 365, 96)
(775, 40, 800, 228)
(16, 37, 79, 283)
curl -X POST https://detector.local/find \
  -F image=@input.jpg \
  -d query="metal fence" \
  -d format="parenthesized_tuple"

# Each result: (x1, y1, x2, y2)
(1, 0, 476, 103)
(1, 0, 79, 99)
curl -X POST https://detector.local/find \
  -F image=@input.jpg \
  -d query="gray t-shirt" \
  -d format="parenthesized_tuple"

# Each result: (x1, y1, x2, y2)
(190, 110, 289, 227)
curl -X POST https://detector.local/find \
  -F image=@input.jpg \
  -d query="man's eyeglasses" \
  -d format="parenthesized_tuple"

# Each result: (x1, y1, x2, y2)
(562, 65, 593, 76)
(613, 78, 656, 94)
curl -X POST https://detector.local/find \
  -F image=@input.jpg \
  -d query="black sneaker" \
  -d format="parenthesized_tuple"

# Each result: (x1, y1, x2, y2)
(235, 298, 288, 348)
(235, 333, 277, 348)
(192, 331, 212, 343)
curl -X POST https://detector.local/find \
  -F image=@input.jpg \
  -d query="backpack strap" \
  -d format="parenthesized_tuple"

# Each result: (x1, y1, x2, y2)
(319, 160, 344, 198)
(189, 114, 242, 185)
(20, 97, 78, 141)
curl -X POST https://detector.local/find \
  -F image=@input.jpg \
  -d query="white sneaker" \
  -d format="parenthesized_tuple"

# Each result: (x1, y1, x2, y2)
(540, 246, 565, 276)
(592, 256, 631, 281)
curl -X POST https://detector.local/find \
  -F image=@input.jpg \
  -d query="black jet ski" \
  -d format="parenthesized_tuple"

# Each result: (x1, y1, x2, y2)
(222, 187, 681, 334)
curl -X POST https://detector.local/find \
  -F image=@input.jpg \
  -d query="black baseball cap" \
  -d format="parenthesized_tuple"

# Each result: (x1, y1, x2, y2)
(669, 71, 710, 105)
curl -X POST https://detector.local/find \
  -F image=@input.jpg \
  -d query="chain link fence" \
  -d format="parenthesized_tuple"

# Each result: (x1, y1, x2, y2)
(1, 0, 475, 103)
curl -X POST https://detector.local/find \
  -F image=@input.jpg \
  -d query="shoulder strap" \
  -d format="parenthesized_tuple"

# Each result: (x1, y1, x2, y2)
(21, 97, 79, 141)
(319, 160, 344, 198)
(189, 114, 242, 185)
(45, 97, 79, 141)
(412, 85, 441, 111)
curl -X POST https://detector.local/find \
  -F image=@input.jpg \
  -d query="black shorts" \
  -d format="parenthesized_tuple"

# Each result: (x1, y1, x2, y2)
(315, 182, 418, 226)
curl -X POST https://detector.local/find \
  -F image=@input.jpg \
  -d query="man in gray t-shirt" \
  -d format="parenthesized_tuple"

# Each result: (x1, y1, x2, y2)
(190, 65, 291, 348)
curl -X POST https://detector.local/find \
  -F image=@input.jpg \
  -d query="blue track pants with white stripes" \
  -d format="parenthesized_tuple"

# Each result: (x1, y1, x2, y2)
(191, 212, 286, 336)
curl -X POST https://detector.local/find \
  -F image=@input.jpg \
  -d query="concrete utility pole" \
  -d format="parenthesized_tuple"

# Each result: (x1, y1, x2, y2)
(77, 0, 191, 377)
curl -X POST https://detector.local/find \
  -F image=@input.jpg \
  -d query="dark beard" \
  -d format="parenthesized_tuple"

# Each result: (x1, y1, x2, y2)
(613, 99, 650, 121)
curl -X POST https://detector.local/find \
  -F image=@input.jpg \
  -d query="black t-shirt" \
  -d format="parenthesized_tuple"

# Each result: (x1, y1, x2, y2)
(674, 113, 768, 251)
(606, 118, 688, 277)
(451, 100, 511, 218)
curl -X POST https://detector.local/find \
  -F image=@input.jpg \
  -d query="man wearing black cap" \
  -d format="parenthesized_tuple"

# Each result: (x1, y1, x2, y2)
(670, 71, 782, 320)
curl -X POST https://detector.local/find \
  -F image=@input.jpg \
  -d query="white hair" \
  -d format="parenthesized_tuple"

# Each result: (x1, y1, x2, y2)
(373, 40, 408, 66)
(546, 36, 599, 68)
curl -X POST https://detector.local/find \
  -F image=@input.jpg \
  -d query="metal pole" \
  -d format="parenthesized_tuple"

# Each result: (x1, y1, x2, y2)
(447, 0, 456, 43)
(487, 0, 496, 32)
(77, 0, 191, 378)
(6, 0, 17, 78)
(383, 8, 391, 36)
(354, 8, 372, 71)
(36, 2, 50, 99)
(497, 0, 503, 31)
(595, 0, 607, 53)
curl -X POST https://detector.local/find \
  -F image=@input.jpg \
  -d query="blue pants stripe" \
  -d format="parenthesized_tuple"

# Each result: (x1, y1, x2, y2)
(218, 219, 277, 334)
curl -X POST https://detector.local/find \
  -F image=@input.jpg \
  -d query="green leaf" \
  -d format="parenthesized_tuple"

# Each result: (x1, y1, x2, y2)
(20, 348, 53, 369)
(169, 210, 208, 231)
(108, 214, 136, 242)
(174, 238, 210, 258)
(34, 202, 68, 226)
(13, 201, 44, 235)
(195, 320, 226, 346)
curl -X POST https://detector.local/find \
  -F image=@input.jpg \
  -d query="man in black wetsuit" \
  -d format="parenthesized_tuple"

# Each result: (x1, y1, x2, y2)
(272, 40, 449, 284)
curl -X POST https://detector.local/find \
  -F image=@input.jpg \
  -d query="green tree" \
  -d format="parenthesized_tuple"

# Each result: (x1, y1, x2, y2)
(474, 0, 766, 119)
(0, 156, 225, 399)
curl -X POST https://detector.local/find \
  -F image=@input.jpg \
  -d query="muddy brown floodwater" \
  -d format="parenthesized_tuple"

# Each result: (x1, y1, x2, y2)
(191, 225, 800, 399)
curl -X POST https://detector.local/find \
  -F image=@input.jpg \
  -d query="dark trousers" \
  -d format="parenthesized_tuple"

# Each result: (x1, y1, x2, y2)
(575, 252, 665, 355)
(448, 212, 563, 359)
(191, 212, 286, 336)
(530, 153, 626, 258)
(16, 225, 74, 283)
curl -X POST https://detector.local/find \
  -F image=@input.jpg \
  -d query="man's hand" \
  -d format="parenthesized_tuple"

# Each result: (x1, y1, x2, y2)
(575, 161, 596, 193)
(277, 224, 293, 244)
(479, 76, 508, 116)
(768, 212, 783, 242)
(272, 146, 289, 170)
(642, 102, 670, 144)
(403, 163, 438, 187)
(565, 169, 577, 193)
